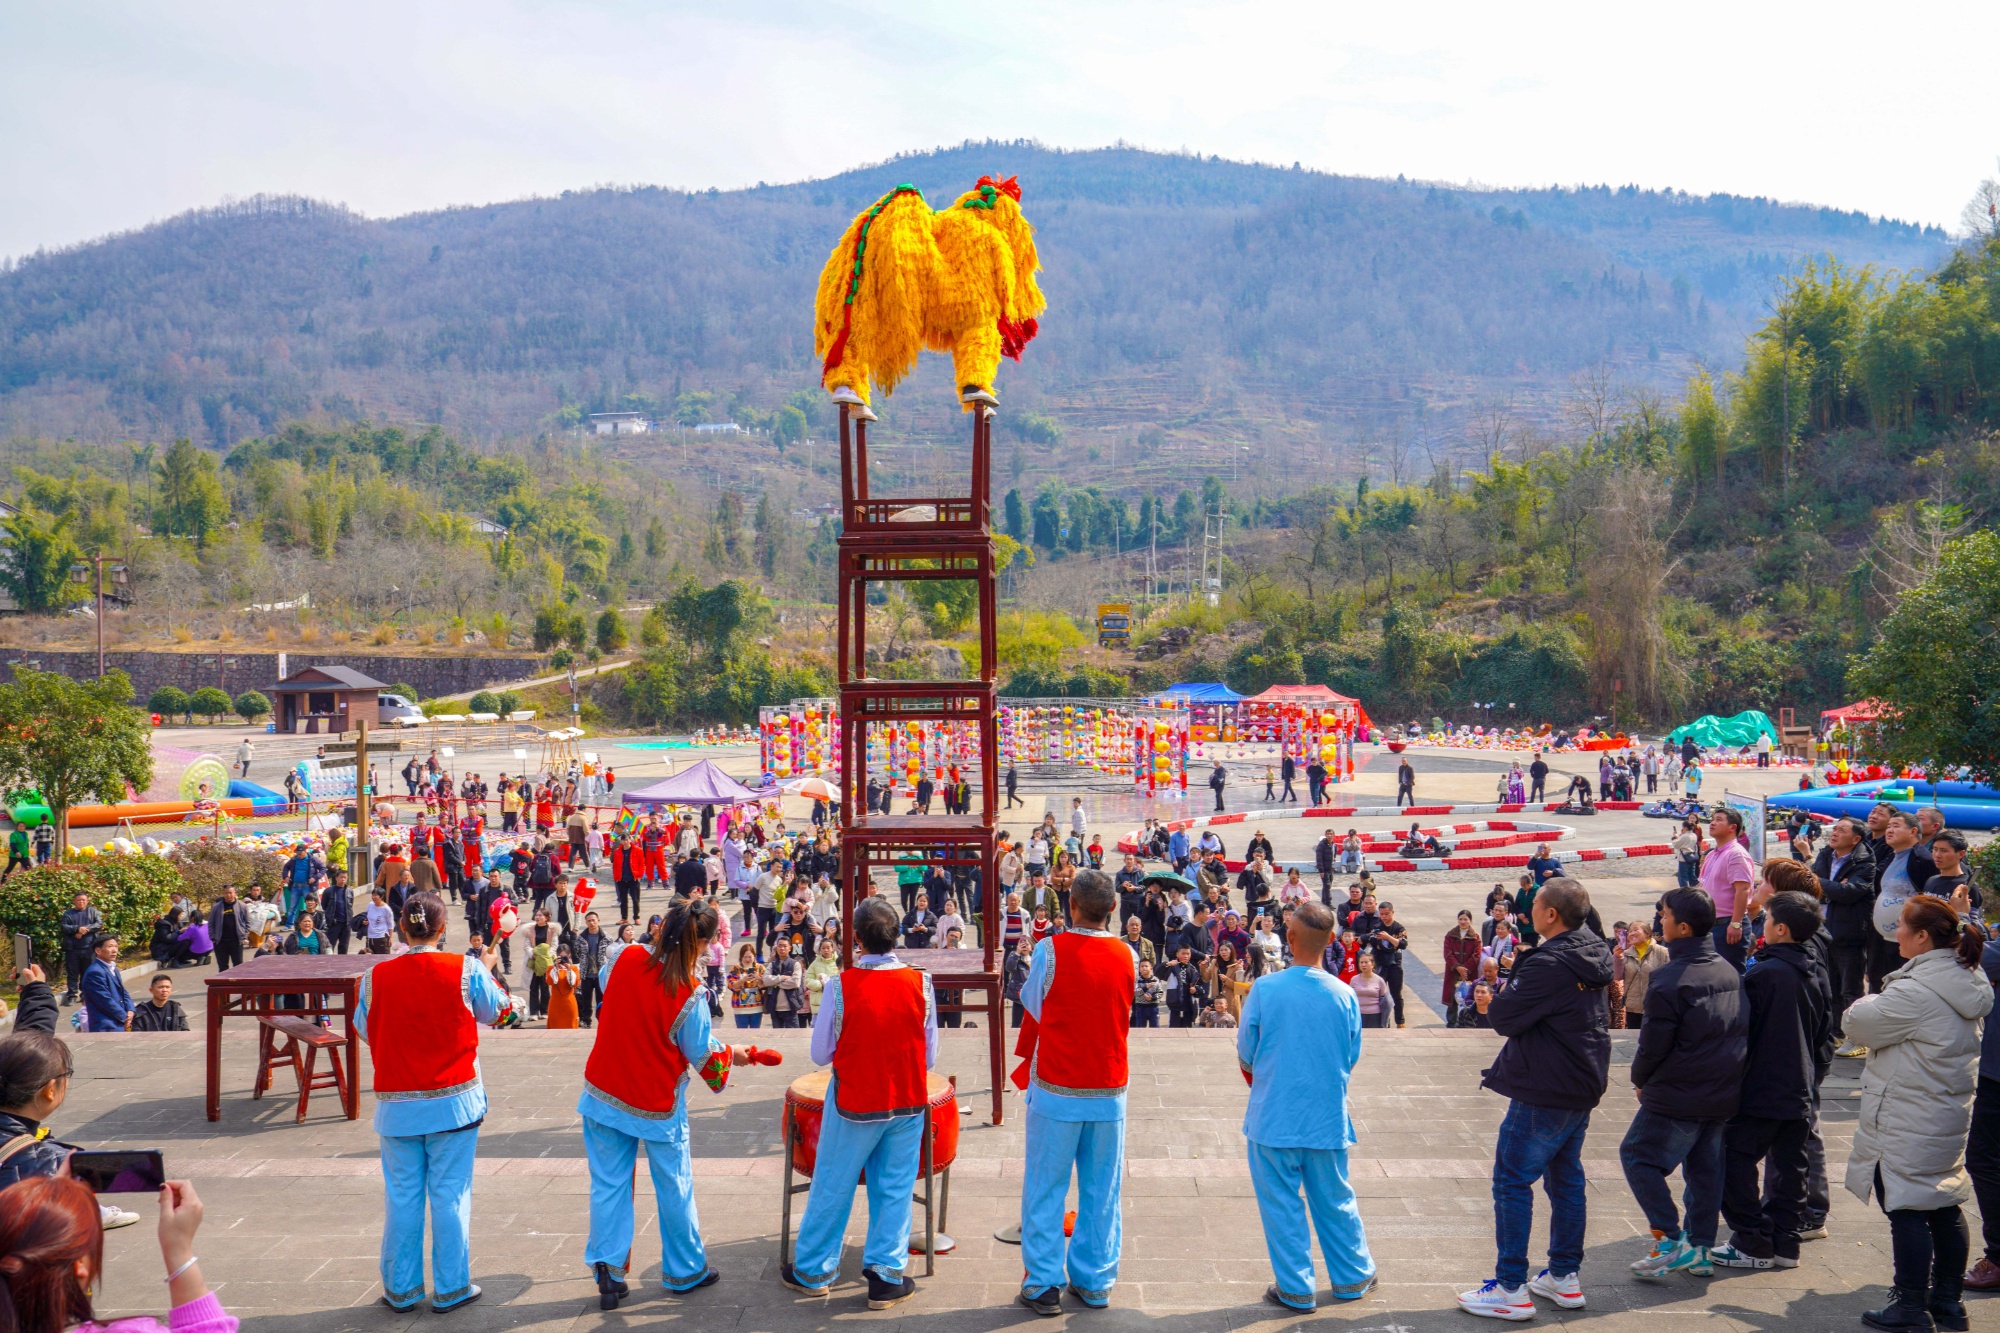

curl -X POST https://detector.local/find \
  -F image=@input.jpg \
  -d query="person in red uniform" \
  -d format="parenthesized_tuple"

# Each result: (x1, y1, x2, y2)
(355, 893, 506, 1312)
(640, 814, 671, 885)
(578, 896, 781, 1308)
(459, 810, 484, 885)
(1013, 868, 1136, 1315)
(781, 896, 936, 1310)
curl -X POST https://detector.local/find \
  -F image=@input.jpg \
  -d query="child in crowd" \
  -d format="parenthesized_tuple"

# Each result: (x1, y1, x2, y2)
(1132, 959, 1165, 1028)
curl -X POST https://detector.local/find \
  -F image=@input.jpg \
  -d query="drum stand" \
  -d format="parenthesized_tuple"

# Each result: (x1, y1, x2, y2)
(779, 1103, 952, 1279)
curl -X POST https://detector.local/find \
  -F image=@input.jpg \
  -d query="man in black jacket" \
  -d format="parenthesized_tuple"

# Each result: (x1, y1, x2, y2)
(1811, 817, 1876, 1054)
(1457, 878, 1614, 1319)
(1528, 752, 1549, 803)
(1712, 891, 1830, 1269)
(1620, 887, 1747, 1277)
(1314, 830, 1340, 904)
(1279, 752, 1298, 802)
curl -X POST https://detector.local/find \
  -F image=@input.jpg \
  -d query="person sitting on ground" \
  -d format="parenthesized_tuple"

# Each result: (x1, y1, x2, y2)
(129, 974, 189, 1032)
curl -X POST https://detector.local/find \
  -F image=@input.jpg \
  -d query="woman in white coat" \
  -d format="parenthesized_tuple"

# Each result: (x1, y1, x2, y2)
(1843, 893, 1992, 1332)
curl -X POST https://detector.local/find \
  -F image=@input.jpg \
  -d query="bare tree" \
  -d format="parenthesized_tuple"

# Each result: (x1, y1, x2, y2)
(1963, 170, 2000, 242)
(1864, 471, 1970, 601)
(1582, 467, 1683, 720)
(1565, 361, 1621, 444)
(1472, 395, 1514, 463)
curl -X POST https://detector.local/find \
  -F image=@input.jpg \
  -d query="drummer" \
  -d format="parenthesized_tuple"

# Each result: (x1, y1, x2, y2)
(354, 892, 506, 1313)
(782, 895, 935, 1311)
(1013, 868, 1136, 1316)
(578, 896, 780, 1308)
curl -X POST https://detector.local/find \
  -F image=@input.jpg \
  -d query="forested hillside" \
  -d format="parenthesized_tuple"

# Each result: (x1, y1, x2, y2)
(0, 144, 1946, 458)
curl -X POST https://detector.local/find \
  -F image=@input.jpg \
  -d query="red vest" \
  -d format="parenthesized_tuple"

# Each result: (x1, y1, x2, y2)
(1033, 932, 1134, 1096)
(366, 951, 480, 1096)
(583, 948, 694, 1118)
(831, 965, 928, 1119)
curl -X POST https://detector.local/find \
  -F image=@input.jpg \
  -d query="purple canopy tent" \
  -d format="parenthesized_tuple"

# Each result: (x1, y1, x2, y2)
(619, 759, 767, 811)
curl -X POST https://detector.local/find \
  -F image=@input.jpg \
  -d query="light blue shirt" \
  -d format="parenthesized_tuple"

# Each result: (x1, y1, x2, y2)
(1021, 930, 1129, 1122)
(355, 949, 506, 1137)
(577, 964, 721, 1143)
(1237, 964, 1362, 1150)
(810, 953, 937, 1115)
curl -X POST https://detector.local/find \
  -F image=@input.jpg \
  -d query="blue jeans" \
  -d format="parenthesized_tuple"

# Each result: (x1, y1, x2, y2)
(733, 1013, 762, 1028)
(1620, 1108, 1726, 1248)
(1491, 1101, 1590, 1287)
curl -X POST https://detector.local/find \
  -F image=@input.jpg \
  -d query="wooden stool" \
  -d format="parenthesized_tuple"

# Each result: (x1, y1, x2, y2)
(254, 1015, 348, 1123)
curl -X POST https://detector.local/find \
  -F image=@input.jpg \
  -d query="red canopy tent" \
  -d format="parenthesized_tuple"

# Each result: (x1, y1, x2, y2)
(1242, 684, 1373, 732)
(1820, 699, 1887, 726)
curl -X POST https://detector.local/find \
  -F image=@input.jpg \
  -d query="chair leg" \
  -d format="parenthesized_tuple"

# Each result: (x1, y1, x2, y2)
(253, 1027, 273, 1098)
(294, 1042, 314, 1123)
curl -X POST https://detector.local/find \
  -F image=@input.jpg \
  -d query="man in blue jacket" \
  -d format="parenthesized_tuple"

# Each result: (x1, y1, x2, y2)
(80, 933, 135, 1032)
(1459, 878, 1613, 1321)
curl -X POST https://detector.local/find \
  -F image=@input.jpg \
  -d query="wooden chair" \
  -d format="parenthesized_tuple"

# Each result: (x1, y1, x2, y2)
(254, 1014, 347, 1123)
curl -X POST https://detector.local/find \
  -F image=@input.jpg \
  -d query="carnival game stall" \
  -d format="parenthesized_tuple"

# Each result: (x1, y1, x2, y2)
(1238, 684, 1367, 781)
(1156, 682, 1243, 743)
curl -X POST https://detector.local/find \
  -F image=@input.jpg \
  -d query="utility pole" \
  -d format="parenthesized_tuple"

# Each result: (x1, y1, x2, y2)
(349, 718, 371, 885)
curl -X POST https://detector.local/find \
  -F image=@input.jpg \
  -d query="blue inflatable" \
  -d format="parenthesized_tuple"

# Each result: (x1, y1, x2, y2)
(226, 778, 291, 818)
(1766, 779, 2000, 831)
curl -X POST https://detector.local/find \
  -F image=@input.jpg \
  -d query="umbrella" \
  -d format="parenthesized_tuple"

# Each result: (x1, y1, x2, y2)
(1139, 869, 1197, 893)
(784, 776, 839, 801)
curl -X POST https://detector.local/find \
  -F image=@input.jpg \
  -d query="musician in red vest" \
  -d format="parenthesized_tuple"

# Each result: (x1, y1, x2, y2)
(1013, 868, 1135, 1316)
(354, 892, 506, 1314)
(781, 895, 936, 1311)
(578, 896, 781, 1309)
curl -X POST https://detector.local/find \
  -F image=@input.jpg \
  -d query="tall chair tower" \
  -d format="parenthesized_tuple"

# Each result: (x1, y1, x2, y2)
(832, 387, 1007, 1125)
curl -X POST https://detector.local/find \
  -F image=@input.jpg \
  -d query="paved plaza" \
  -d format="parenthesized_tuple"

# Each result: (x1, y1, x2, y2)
(64, 1005, 1924, 1332)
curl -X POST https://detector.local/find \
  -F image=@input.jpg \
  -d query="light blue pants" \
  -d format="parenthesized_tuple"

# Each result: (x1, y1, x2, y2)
(1021, 1108, 1126, 1299)
(791, 1105, 922, 1285)
(1248, 1141, 1374, 1309)
(379, 1126, 478, 1308)
(580, 1119, 709, 1288)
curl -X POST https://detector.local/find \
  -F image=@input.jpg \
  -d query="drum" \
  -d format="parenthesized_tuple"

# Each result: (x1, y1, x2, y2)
(784, 1070, 958, 1179)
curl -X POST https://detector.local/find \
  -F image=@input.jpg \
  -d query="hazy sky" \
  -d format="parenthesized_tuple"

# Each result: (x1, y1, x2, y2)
(4, 0, 1995, 260)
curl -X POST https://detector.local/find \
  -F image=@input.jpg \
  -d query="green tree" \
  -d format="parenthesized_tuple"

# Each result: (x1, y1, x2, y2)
(189, 686, 233, 723)
(773, 405, 808, 451)
(153, 439, 230, 546)
(147, 686, 189, 722)
(0, 667, 153, 856)
(596, 608, 629, 653)
(1030, 488, 1062, 550)
(0, 507, 84, 613)
(1003, 488, 1026, 541)
(1679, 370, 1726, 487)
(752, 493, 786, 577)
(1847, 528, 2000, 782)
(232, 691, 270, 723)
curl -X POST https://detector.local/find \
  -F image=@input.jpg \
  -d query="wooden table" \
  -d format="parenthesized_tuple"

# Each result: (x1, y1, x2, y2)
(205, 955, 380, 1121)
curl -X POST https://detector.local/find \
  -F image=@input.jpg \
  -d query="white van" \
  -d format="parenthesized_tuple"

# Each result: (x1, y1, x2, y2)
(377, 693, 425, 725)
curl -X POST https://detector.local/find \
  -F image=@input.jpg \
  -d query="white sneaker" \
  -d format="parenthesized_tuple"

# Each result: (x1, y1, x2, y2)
(1706, 1244, 1772, 1270)
(1457, 1279, 1534, 1321)
(1528, 1270, 1585, 1309)
(99, 1204, 141, 1230)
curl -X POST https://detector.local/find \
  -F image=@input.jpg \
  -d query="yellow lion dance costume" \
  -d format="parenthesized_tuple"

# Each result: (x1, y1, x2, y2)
(814, 176, 1045, 411)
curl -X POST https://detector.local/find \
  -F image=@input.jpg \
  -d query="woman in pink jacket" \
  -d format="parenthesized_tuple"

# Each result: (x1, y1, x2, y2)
(0, 1175, 235, 1333)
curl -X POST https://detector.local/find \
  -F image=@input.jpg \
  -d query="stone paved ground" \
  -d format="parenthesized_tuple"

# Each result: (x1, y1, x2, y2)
(58, 1016, 1945, 1333)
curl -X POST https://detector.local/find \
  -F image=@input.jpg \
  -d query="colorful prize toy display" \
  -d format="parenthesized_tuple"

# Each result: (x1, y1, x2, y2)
(758, 699, 840, 781)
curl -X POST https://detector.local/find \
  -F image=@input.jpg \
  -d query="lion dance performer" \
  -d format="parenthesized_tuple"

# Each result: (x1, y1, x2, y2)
(814, 175, 1046, 414)
(781, 896, 936, 1310)
(354, 892, 505, 1313)
(1237, 900, 1375, 1311)
(578, 896, 780, 1307)
(1013, 868, 1136, 1316)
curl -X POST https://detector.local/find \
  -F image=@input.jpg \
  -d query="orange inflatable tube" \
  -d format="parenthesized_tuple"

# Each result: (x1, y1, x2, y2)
(65, 798, 256, 828)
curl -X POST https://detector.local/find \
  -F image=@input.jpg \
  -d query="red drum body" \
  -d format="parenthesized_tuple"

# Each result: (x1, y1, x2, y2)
(784, 1070, 958, 1178)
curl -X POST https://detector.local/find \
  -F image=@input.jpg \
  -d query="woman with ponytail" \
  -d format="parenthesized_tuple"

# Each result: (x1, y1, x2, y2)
(1842, 894, 1992, 1330)
(577, 896, 781, 1309)
(0, 1176, 231, 1333)
(354, 892, 505, 1314)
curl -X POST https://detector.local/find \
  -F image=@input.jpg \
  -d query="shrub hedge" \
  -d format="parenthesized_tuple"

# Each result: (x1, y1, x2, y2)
(0, 855, 183, 977)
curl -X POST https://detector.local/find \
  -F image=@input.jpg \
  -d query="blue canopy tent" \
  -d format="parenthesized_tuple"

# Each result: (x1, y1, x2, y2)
(1157, 683, 1245, 704)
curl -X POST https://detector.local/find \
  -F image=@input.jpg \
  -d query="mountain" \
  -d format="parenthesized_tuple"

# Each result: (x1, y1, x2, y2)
(0, 142, 1949, 461)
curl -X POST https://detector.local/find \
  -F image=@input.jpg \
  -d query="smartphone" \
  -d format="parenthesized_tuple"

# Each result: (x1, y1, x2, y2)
(11, 933, 29, 975)
(67, 1150, 166, 1194)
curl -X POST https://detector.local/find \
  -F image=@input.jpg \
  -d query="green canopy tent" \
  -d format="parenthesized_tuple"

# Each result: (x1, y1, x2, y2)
(1666, 710, 1779, 750)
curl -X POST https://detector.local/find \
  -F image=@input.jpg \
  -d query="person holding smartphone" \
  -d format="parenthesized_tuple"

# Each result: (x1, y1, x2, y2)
(0, 1175, 235, 1333)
